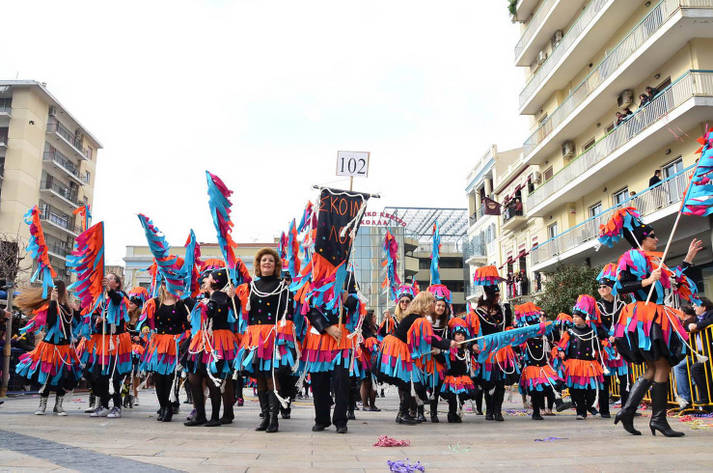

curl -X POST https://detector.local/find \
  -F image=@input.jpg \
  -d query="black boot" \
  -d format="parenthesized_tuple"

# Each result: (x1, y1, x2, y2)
(157, 406, 166, 422)
(162, 406, 174, 422)
(531, 392, 543, 420)
(649, 382, 684, 437)
(395, 390, 417, 425)
(280, 400, 291, 419)
(493, 388, 505, 421)
(266, 392, 279, 433)
(430, 400, 440, 423)
(416, 405, 427, 423)
(484, 389, 494, 421)
(447, 398, 461, 423)
(184, 405, 207, 426)
(614, 377, 652, 436)
(255, 392, 270, 431)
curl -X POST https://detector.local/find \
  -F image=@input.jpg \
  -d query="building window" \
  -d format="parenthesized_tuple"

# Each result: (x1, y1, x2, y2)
(612, 187, 629, 206)
(547, 222, 558, 239)
(583, 138, 595, 152)
(419, 259, 430, 270)
(589, 202, 602, 218)
(84, 171, 91, 184)
(663, 157, 683, 179)
(543, 166, 553, 181)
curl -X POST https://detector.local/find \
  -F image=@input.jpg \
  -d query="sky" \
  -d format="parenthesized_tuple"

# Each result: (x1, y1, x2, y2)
(3, 0, 528, 265)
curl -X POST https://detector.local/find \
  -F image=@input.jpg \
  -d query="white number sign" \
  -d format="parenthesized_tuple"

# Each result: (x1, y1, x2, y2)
(336, 151, 370, 177)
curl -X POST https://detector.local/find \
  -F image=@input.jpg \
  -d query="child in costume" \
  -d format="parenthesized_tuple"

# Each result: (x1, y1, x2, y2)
(440, 318, 477, 423)
(424, 284, 452, 423)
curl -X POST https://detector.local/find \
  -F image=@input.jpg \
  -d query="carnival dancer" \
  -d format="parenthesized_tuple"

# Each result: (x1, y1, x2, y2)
(424, 284, 452, 423)
(557, 295, 606, 420)
(141, 284, 194, 422)
(440, 318, 477, 423)
(595, 263, 629, 418)
(236, 248, 296, 433)
(373, 290, 457, 425)
(185, 268, 239, 427)
(599, 209, 703, 436)
(358, 310, 381, 412)
(515, 302, 562, 420)
(15, 281, 83, 416)
(83, 273, 132, 419)
(377, 310, 398, 341)
(124, 290, 148, 408)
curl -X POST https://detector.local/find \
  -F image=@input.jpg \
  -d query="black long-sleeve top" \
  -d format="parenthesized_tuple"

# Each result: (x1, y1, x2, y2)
(247, 275, 294, 326)
(618, 258, 691, 303)
(307, 294, 359, 333)
(91, 289, 127, 335)
(393, 313, 452, 351)
(151, 298, 194, 334)
(205, 292, 234, 330)
(476, 302, 511, 336)
(446, 348, 469, 376)
(562, 325, 607, 360)
(522, 337, 548, 367)
(596, 298, 625, 335)
(45, 301, 81, 345)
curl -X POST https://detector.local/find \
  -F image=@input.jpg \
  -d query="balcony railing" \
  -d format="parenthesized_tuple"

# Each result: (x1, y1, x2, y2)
(0, 106, 10, 115)
(41, 180, 81, 206)
(531, 165, 695, 265)
(40, 206, 78, 234)
(514, 0, 557, 59)
(43, 148, 84, 183)
(463, 237, 486, 261)
(519, 0, 610, 110)
(46, 118, 89, 159)
(503, 206, 524, 222)
(528, 70, 713, 211)
(45, 238, 71, 257)
(521, 0, 709, 157)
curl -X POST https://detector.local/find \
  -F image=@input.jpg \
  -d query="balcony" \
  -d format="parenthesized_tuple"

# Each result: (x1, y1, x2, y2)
(527, 70, 713, 216)
(0, 106, 10, 118)
(43, 147, 86, 185)
(502, 207, 527, 233)
(45, 237, 71, 260)
(463, 236, 487, 265)
(40, 206, 79, 237)
(514, 0, 587, 67)
(40, 180, 81, 209)
(46, 118, 90, 160)
(531, 165, 694, 269)
(514, 0, 540, 22)
(522, 0, 713, 160)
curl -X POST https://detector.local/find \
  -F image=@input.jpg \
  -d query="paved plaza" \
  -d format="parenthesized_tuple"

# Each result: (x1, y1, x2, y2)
(1, 389, 712, 473)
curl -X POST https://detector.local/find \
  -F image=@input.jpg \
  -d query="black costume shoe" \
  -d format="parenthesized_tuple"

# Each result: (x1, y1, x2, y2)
(396, 412, 418, 425)
(162, 408, 173, 422)
(588, 407, 599, 416)
(649, 382, 684, 437)
(184, 416, 207, 426)
(172, 402, 180, 415)
(532, 413, 544, 420)
(280, 405, 291, 419)
(494, 412, 504, 422)
(415, 405, 427, 423)
(614, 377, 652, 436)
(255, 392, 270, 431)
(336, 425, 348, 434)
(485, 413, 494, 421)
(156, 406, 166, 422)
(447, 412, 461, 423)
(204, 419, 221, 427)
(347, 409, 356, 420)
(266, 393, 279, 433)
(600, 413, 611, 419)
(312, 423, 330, 431)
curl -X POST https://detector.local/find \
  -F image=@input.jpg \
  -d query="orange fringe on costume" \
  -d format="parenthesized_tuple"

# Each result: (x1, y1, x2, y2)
(303, 323, 353, 352)
(145, 333, 180, 357)
(190, 328, 238, 355)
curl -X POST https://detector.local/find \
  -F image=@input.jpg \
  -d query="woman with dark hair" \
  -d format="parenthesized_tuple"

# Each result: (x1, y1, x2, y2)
(236, 248, 295, 433)
(184, 267, 239, 427)
(16, 280, 82, 416)
(84, 273, 132, 419)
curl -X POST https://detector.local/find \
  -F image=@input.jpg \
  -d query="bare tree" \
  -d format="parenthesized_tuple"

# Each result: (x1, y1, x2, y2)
(0, 232, 31, 398)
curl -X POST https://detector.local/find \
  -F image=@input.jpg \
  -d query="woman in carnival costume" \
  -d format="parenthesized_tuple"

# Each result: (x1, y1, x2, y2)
(141, 282, 194, 422)
(374, 289, 457, 425)
(184, 267, 239, 427)
(83, 273, 131, 419)
(440, 318, 477, 423)
(357, 310, 381, 412)
(556, 295, 606, 420)
(515, 302, 563, 420)
(16, 281, 83, 416)
(599, 207, 703, 436)
(423, 283, 453, 423)
(236, 248, 296, 433)
(471, 265, 514, 421)
(125, 287, 149, 407)
(595, 263, 629, 418)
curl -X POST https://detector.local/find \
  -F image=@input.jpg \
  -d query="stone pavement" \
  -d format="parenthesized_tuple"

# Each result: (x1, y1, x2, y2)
(1, 388, 712, 473)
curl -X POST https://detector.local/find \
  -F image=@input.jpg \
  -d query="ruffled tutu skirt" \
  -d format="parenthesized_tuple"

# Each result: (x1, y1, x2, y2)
(302, 324, 356, 374)
(186, 328, 238, 377)
(236, 321, 297, 375)
(440, 374, 476, 397)
(519, 364, 562, 394)
(15, 341, 82, 390)
(372, 335, 423, 388)
(614, 302, 687, 366)
(83, 332, 132, 377)
(141, 333, 181, 375)
(602, 343, 628, 376)
(563, 358, 604, 390)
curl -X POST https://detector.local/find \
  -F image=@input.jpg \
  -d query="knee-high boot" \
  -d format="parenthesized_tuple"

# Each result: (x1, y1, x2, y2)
(255, 392, 270, 431)
(266, 392, 279, 433)
(649, 382, 684, 437)
(429, 399, 440, 423)
(614, 377, 652, 436)
(396, 389, 417, 425)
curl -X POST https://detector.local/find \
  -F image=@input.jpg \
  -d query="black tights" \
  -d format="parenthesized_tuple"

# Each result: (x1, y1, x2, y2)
(154, 373, 175, 409)
(188, 373, 222, 421)
(94, 373, 122, 408)
(545, 386, 555, 410)
(530, 391, 544, 416)
(570, 388, 596, 417)
(484, 381, 505, 416)
(40, 386, 65, 397)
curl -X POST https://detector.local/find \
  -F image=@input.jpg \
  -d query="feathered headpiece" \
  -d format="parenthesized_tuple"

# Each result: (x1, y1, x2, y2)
(682, 127, 713, 216)
(205, 170, 240, 285)
(128, 286, 149, 307)
(73, 205, 92, 233)
(137, 214, 186, 297)
(514, 302, 543, 327)
(382, 230, 402, 302)
(428, 284, 452, 305)
(66, 222, 105, 313)
(598, 207, 652, 248)
(473, 265, 504, 286)
(24, 206, 57, 298)
(448, 317, 471, 338)
(572, 294, 601, 325)
(395, 282, 419, 302)
(430, 222, 441, 285)
(596, 263, 618, 287)
(286, 219, 301, 278)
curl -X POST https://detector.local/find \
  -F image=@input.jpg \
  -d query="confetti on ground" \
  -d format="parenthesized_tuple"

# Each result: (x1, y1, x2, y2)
(534, 437, 568, 442)
(505, 409, 529, 416)
(374, 435, 411, 447)
(448, 442, 471, 453)
(678, 414, 713, 430)
(387, 459, 425, 473)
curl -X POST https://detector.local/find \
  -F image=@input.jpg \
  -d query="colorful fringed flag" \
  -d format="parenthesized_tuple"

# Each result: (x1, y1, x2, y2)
(682, 127, 713, 216)
(182, 230, 201, 297)
(475, 321, 553, 363)
(473, 265, 504, 286)
(24, 206, 57, 297)
(147, 260, 159, 298)
(73, 204, 92, 233)
(286, 219, 301, 278)
(597, 207, 644, 248)
(298, 201, 315, 233)
(279, 231, 288, 269)
(66, 222, 105, 313)
(137, 213, 186, 297)
(205, 170, 241, 285)
(430, 222, 441, 285)
(381, 230, 402, 301)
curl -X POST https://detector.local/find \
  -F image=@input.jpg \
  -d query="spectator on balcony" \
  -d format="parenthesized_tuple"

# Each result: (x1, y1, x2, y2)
(646, 86, 659, 100)
(686, 297, 713, 407)
(615, 111, 626, 127)
(649, 170, 662, 188)
(639, 93, 651, 108)
(514, 198, 523, 215)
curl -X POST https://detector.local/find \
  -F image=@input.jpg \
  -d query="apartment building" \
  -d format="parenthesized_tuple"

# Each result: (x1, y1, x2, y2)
(498, 0, 713, 301)
(0, 81, 101, 284)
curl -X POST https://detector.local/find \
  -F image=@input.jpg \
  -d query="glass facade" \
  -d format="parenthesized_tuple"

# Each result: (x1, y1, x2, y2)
(349, 226, 405, 324)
